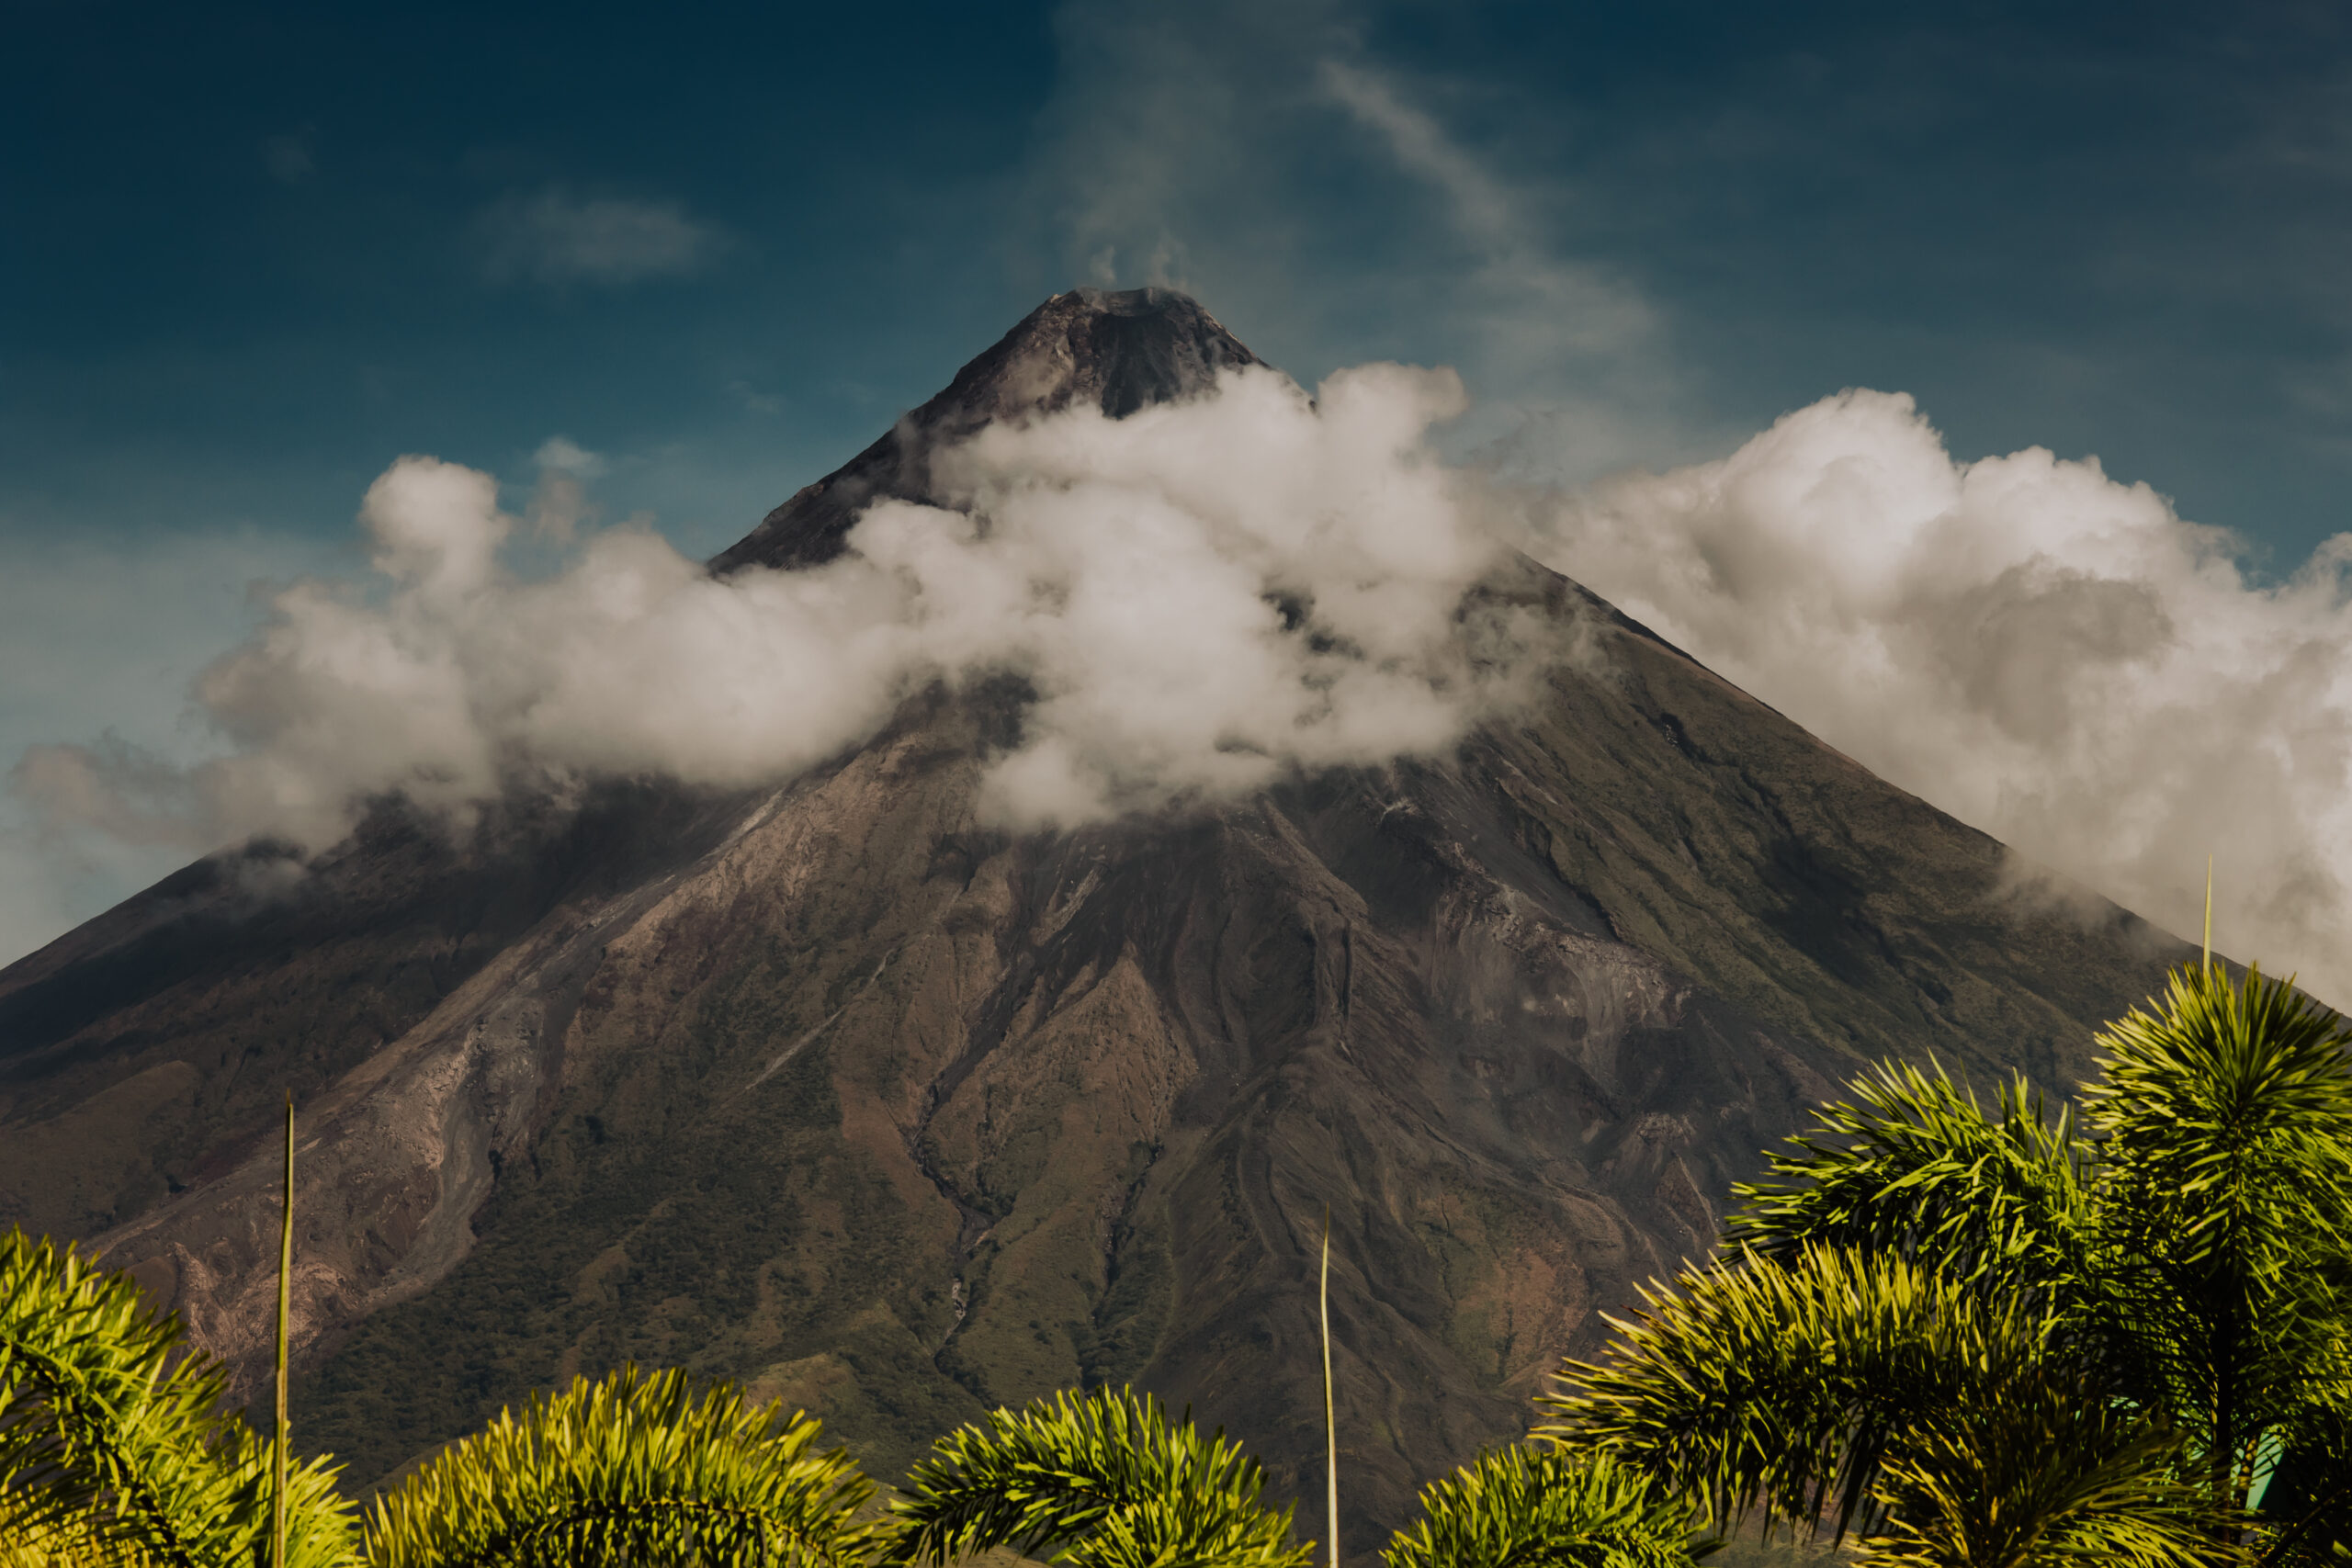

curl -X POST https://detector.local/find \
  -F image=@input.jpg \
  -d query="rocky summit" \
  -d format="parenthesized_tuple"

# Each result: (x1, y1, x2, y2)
(712, 286, 1261, 574)
(0, 288, 2186, 1547)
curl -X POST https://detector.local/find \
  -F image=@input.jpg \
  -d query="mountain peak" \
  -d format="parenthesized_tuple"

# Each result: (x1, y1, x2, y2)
(1015, 287, 1260, 417)
(2, 286, 2194, 1551)
(711, 288, 1260, 573)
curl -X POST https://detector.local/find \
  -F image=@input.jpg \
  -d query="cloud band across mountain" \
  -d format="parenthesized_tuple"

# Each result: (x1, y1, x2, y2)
(13, 363, 1510, 855)
(1535, 388, 2352, 1005)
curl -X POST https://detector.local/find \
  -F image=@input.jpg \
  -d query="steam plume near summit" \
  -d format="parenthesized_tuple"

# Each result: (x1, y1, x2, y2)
(14, 362, 1509, 854)
(1530, 389, 2352, 1008)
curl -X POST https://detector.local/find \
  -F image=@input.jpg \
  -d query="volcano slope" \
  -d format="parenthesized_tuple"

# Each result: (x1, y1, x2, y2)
(0, 288, 2188, 1547)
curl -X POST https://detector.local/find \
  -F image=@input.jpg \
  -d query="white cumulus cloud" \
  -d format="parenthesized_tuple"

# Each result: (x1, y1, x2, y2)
(31, 367, 2352, 1012)
(14, 364, 1513, 863)
(1532, 388, 2352, 1006)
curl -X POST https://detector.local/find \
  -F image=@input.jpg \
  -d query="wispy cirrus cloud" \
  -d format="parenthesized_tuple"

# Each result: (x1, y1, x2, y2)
(477, 186, 726, 288)
(1014, 0, 1696, 483)
(1315, 58, 1648, 360)
(1312, 57, 1672, 468)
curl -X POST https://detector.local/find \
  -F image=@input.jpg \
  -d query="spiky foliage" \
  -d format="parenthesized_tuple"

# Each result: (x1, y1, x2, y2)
(1552, 960, 2352, 1565)
(362, 1364, 876, 1568)
(1542, 1247, 2214, 1568)
(1543, 1247, 2043, 1540)
(0, 1493, 148, 1567)
(1723, 1060, 2092, 1301)
(1382, 1446, 1713, 1568)
(2082, 964, 2352, 1512)
(1862, 1372, 2214, 1568)
(0, 1228, 356, 1568)
(885, 1387, 1311, 1568)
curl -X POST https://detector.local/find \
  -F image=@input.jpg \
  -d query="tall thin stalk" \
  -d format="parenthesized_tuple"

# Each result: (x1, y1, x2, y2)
(1320, 1206, 1337, 1568)
(2202, 854, 2214, 974)
(273, 1091, 293, 1568)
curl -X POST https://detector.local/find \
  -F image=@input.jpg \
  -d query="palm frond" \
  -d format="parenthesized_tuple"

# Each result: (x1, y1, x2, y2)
(1724, 1060, 2092, 1303)
(361, 1364, 876, 1568)
(1384, 1445, 1713, 1568)
(885, 1386, 1309, 1568)
(1539, 1246, 2045, 1543)
(0, 1492, 150, 1567)
(2082, 963, 2352, 1492)
(2086, 965, 2352, 1254)
(0, 1228, 356, 1568)
(1859, 1369, 2216, 1568)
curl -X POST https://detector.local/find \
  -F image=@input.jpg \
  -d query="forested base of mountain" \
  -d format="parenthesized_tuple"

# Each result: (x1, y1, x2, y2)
(292, 1008, 986, 1488)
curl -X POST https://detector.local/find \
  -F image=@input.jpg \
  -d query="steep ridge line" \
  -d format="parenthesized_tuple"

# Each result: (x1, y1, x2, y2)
(0, 288, 2193, 1548)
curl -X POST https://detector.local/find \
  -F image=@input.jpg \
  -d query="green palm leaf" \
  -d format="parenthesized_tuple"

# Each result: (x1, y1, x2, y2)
(2082, 963, 2352, 1502)
(1541, 1246, 2219, 1566)
(885, 1386, 1309, 1568)
(0, 1228, 357, 1568)
(1383, 1446, 1713, 1568)
(0, 1491, 153, 1566)
(1541, 1245, 2036, 1541)
(2087, 964, 2352, 1266)
(1545, 955, 2352, 1565)
(1861, 1369, 2214, 1568)
(1723, 1059, 2092, 1303)
(361, 1364, 876, 1568)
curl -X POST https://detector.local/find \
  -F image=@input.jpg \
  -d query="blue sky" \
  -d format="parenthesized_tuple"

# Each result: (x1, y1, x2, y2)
(6, 0, 2351, 960)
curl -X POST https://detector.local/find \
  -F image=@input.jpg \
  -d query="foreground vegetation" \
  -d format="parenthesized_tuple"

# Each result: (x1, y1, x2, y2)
(4, 957, 2349, 1566)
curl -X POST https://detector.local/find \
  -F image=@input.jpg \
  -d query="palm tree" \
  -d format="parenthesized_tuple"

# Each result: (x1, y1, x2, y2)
(0, 1227, 886, 1567)
(1544, 1244, 2215, 1567)
(363, 1365, 878, 1567)
(880, 1343, 1723, 1568)
(0, 1227, 356, 1567)
(1542, 961, 2352, 1567)
(1381, 1446, 1713, 1568)
(12, 958, 2344, 1568)
(885, 1386, 1309, 1568)
(0, 1238, 1310, 1568)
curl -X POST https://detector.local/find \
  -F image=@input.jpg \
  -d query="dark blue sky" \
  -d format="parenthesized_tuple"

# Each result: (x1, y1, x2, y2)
(5, 0, 2351, 953)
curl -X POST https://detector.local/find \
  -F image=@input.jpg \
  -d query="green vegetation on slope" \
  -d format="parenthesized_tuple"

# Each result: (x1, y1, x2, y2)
(296, 1032, 981, 1488)
(1546, 959, 2352, 1564)
(8, 953, 2352, 1567)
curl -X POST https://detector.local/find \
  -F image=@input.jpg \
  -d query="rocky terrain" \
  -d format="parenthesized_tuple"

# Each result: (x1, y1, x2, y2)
(0, 288, 2188, 1547)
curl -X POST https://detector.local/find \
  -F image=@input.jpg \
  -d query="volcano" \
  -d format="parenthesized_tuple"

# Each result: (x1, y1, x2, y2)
(0, 288, 2187, 1546)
